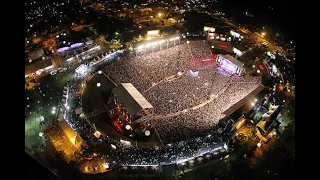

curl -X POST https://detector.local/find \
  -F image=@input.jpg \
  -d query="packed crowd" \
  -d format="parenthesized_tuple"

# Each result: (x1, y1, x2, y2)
(115, 131, 226, 166)
(152, 77, 259, 143)
(103, 40, 260, 143)
(188, 40, 212, 58)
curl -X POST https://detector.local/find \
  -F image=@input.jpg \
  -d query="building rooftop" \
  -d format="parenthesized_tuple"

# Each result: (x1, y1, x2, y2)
(221, 54, 244, 67)
(25, 59, 53, 75)
(112, 83, 153, 116)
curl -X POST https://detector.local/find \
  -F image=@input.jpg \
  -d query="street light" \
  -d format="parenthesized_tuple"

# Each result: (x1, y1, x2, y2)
(158, 12, 162, 17)
(102, 162, 109, 169)
(97, 83, 101, 87)
(261, 32, 266, 36)
(145, 130, 151, 136)
(98, 70, 102, 74)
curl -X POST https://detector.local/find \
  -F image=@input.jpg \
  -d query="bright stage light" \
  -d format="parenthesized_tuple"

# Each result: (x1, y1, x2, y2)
(137, 45, 144, 49)
(102, 162, 109, 169)
(145, 130, 150, 136)
(125, 124, 131, 130)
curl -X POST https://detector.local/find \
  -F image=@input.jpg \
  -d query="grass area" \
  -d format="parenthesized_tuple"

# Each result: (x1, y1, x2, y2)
(25, 71, 70, 151)
(55, 72, 69, 89)
(25, 114, 45, 153)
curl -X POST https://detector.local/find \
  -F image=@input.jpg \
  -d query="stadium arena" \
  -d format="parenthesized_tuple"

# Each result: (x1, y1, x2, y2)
(103, 38, 261, 144)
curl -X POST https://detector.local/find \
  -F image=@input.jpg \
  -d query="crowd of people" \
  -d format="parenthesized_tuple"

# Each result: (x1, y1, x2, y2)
(60, 40, 262, 169)
(115, 131, 226, 166)
(103, 40, 260, 144)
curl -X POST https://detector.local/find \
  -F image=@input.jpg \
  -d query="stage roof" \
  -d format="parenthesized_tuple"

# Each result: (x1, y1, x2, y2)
(222, 54, 244, 67)
(112, 83, 153, 116)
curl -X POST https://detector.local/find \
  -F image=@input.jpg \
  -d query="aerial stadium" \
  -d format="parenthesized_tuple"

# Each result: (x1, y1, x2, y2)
(79, 35, 264, 167)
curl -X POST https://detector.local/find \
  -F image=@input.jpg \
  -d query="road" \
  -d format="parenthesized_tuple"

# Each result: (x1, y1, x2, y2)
(222, 19, 288, 54)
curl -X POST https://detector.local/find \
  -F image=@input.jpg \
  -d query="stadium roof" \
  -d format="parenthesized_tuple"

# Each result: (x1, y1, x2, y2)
(112, 83, 153, 116)
(134, 34, 180, 47)
(25, 59, 53, 75)
(223, 84, 265, 116)
(222, 54, 244, 67)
